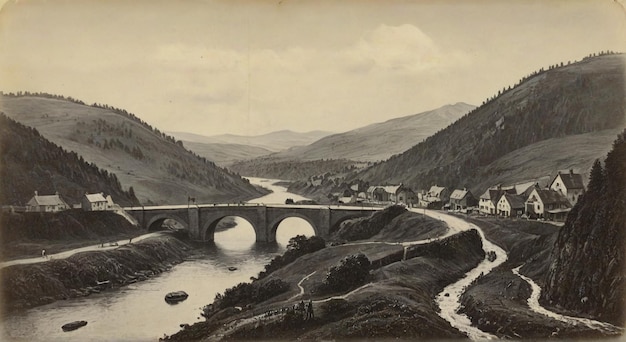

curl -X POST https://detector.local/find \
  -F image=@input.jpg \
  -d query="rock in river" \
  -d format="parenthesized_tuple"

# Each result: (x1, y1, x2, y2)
(62, 320, 88, 332)
(165, 291, 189, 304)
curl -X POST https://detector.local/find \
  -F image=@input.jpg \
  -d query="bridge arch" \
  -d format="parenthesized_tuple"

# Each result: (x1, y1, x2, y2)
(146, 214, 189, 232)
(268, 213, 319, 242)
(200, 214, 260, 242)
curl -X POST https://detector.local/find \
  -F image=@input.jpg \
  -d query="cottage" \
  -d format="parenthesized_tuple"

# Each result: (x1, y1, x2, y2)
(419, 185, 449, 208)
(26, 191, 70, 212)
(549, 170, 585, 206)
(366, 186, 388, 202)
(479, 188, 515, 215)
(82, 193, 108, 211)
(525, 188, 571, 221)
(496, 193, 526, 217)
(449, 189, 478, 211)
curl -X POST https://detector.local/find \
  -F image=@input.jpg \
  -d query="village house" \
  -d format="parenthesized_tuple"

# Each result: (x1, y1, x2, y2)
(419, 185, 450, 208)
(365, 184, 416, 206)
(26, 191, 70, 212)
(449, 188, 478, 211)
(479, 187, 515, 215)
(496, 193, 526, 217)
(525, 188, 571, 221)
(479, 182, 536, 215)
(81, 192, 108, 211)
(549, 170, 585, 206)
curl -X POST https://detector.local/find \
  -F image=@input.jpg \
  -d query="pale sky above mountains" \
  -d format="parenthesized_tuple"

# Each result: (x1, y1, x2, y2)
(1, 0, 624, 136)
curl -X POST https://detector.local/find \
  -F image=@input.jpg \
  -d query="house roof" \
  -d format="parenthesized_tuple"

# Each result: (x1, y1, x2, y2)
(450, 189, 469, 200)
(428, 185, 446, 197)
(381, 185, 402, 194)
(502, 193, 526, 209)
(532, 189, 571, 207)
(84, 193, 107, 203)
(28, 194, 68, 207)
(551, 171, 585, 190)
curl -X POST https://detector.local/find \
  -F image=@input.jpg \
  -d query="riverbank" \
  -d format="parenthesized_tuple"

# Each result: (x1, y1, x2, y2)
(457, 215, 622, 339)
(0, 233, 192, 314)
(164, 208, 486, 340)
(0, 210, 142, 260)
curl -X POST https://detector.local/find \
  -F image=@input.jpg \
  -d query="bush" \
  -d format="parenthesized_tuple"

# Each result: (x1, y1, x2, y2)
(318, 253, 371, 294)
(257, 235, 326, 279)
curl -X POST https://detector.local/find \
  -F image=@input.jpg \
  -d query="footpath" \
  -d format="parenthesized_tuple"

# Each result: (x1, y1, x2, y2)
(0, 231, 164, 269)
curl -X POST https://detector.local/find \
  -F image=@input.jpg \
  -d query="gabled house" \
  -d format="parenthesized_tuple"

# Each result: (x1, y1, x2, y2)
(26, 191, 70, 212)
(549, 170, 585, 206)
(82, 192, 108, 211)
(366, 186, 388, 202)
(525, 188, 571, 221)
(479, 187, 515, 215)
(449, 189, 478, 211)
(419, 185, 449, 208)
(496, 193, 526, 217)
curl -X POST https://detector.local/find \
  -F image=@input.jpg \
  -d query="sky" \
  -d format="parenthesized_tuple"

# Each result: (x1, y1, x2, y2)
(1, 0, 625, 136)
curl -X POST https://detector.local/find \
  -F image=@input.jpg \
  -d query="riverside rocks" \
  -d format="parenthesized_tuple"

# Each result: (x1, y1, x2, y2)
(1, 235, 191, 312)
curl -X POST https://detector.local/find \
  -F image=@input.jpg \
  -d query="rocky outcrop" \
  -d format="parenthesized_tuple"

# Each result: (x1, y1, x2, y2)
(542, 130, 626, 325)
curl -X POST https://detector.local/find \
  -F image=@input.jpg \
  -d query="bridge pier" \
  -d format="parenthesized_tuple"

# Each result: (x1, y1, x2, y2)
(188, 207, 200, 239)
(255, 206, 272, 243)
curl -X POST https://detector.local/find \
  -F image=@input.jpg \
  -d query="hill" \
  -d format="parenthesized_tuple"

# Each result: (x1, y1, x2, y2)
(272, 102, 475, 162)
(542, 130, 626, 325)
(0, 94, 267, 204)
(352, 53, 626, 195)
(168, 130, 333, 152)
(179, 141, 273, 167)
(0, 113, 139, 207)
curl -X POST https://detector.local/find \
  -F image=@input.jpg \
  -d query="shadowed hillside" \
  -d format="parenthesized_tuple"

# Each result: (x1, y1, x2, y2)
(542, 130, 626, 325)
(353, 53, 626, 194)
(0, 94, 267, 204)
(0, 113, 139, 206)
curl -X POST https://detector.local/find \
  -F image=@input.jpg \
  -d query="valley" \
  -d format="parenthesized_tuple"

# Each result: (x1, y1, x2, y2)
(1, 52, 624, 342)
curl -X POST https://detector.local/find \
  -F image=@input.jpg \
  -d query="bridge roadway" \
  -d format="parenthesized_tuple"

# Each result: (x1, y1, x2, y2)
(123, 203, 382, 243)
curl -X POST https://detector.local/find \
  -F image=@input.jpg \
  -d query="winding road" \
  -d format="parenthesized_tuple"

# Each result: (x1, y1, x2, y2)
(0, 231, 165, 269)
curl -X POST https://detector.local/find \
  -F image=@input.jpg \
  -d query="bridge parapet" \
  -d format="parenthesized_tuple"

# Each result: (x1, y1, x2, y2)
(124, 204, 379, 243)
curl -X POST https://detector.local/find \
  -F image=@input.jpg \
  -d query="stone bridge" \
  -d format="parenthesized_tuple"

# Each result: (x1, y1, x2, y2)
(124, 204, 380, 242)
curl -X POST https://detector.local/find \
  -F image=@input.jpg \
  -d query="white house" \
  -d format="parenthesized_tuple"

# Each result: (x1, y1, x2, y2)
(496, 193, 526, 217)
(81, 193, 108, 211)
(549, 170, 585, 206)
(525, 188, 571, 221)
(26, 191, 70, 212)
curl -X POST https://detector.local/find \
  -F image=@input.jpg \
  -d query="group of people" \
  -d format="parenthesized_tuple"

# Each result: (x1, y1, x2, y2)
(297, 299, 315, 320)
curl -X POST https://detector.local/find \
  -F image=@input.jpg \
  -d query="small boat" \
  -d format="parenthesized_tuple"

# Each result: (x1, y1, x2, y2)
(165, 291, 189, 304)
(62, 320, 88, 332)
(228, 266, 238, 271)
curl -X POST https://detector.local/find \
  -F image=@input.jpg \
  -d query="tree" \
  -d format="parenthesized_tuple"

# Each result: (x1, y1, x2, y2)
(322, 253, 371, 293)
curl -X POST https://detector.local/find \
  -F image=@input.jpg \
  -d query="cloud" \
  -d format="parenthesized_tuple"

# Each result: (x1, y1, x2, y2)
(342, 24, 467, 73)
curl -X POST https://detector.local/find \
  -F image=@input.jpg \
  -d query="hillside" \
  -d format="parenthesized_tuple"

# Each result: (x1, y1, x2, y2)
(272, 102, 475, 162)
(353, 53, 626, 195)
(168, 130, 333, 152)
(0, 94, 267, 204)
(0, 113, 139, 207)
(542, 130, 626, 325)
(229, 158, 367, 181)
(180, 141, 273, 167)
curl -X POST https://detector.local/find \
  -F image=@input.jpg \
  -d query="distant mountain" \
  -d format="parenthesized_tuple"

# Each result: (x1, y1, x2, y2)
(0, 94, 267, 205)
(0, 113, 139, 206)
(352, 53, 626, 195)
(272, 102, 475, 162)
(168, 130, 334, 152)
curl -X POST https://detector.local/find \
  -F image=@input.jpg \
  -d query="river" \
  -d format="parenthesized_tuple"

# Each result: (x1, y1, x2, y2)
(1, 177, 315, 342)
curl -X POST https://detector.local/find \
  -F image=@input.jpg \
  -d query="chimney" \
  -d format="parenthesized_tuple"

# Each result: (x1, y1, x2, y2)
(569, 169, 574, 175)
(34, 190, 38, 196)
(55, 191, 59, 196)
